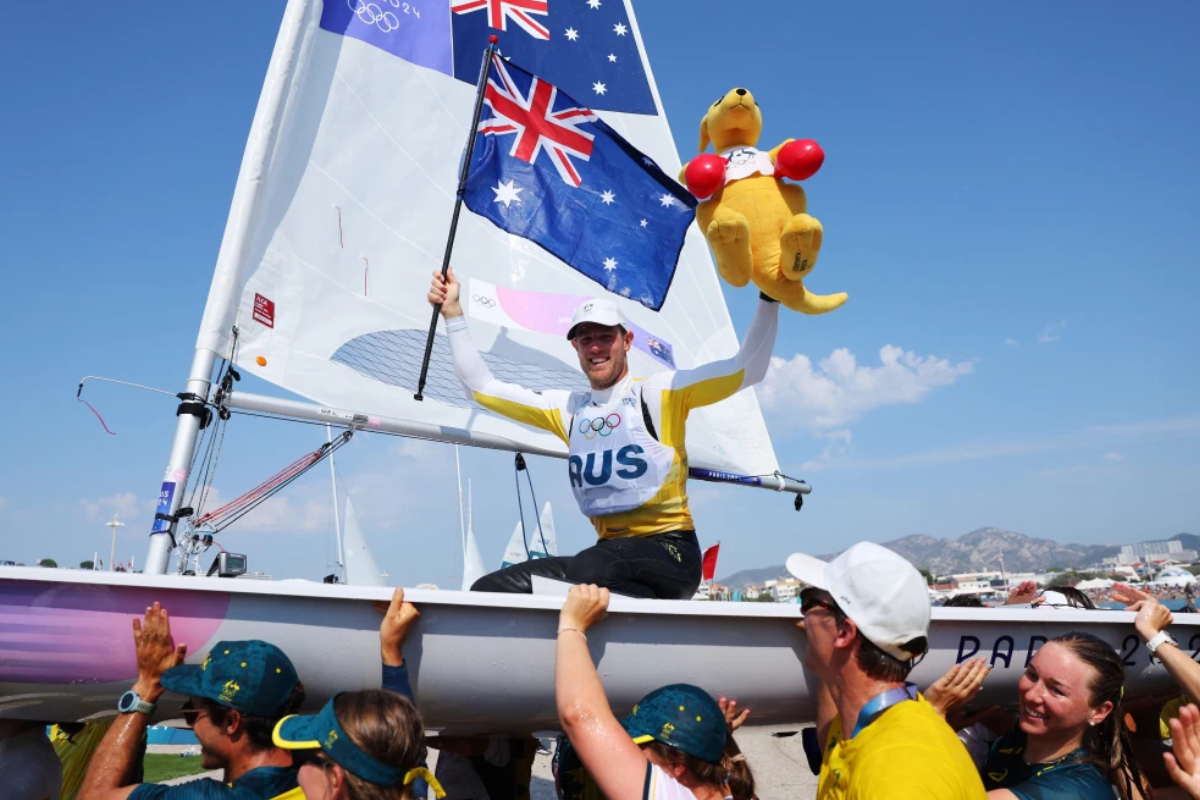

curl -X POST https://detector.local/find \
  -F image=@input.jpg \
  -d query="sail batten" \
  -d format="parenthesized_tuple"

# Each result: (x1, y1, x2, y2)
(196, 0, 779, 480)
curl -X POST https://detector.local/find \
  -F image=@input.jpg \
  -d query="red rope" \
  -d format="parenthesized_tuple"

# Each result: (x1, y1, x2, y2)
(78, 397, 117, 435)
(194, 446, 326, 526)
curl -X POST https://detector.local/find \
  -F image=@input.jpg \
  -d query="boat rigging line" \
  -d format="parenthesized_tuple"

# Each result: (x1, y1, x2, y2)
(513, 453, 550, 561)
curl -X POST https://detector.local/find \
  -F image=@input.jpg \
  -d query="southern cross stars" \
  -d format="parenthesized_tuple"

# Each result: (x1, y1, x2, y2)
(658, 193, 676, 208)
(603, 257, 618, 273)
(600, 190, 616, 205)
(607, 53, 617, 62)
(564, 27, 579, 41)
(593, 81, 607, 95)
(492, 179, 523, 208)
(587, 0, 601, 7)
(613, 22, 627, 35)
(639, 219, 648, 227)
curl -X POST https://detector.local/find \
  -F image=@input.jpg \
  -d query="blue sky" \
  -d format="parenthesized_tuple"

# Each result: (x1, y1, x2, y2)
(1, 2, 1196, 585)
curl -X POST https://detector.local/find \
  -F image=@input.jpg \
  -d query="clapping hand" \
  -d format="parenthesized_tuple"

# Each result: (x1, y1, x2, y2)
(1166, 704, 1200, 799)
(925, 658, 991, 721)
(1112, 583, 1152, 606)
(1004, 581, 1038, 605)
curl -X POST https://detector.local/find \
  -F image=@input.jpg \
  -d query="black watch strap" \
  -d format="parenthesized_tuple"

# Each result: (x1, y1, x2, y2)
(759, 291, 779, 303)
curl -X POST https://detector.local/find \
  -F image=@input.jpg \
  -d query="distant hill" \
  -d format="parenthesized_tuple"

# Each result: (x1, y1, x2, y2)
(714, 527, 1196, 591)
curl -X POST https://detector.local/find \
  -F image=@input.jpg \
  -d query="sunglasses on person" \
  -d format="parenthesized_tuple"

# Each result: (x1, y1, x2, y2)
(181, 701, 210, 729)
(800, 595, 836, 616)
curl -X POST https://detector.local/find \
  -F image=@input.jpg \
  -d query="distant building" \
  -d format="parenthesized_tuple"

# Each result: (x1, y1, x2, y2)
(1118, 540, 1199, 565)
(769, 579, 801, 602)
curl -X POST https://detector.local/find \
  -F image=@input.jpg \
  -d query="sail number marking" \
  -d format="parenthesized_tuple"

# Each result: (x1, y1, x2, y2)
(955, 632, 1199, 669)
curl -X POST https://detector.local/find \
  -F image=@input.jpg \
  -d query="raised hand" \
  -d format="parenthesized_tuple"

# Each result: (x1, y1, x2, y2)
(1112, 582, 1152, 607)
(718, 695, 751, 732)
(1005, 581, 1038, 605)
(427, 267, 463, 319)
(560, 584, 610, 634)
(1130, 597, 1174, 644)
(925, 658, 990, 720)
(1166, 704, 1200, 799)
(374, 588, 420, 667)
(132, 602, 187, 702)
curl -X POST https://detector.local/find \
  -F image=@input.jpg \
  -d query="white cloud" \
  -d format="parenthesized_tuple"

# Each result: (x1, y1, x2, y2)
(759, 345, 975, 432)
(188, 487, 331, 533)
(1101, 452, 1124, 462)
(801, 429, 854, 472)
(1037, 321, 1067, 344)
(1005, 338, 1019, 346)
(81, 492, 141, 521)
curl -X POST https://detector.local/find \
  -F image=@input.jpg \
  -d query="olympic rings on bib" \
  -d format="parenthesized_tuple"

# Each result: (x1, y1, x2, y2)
(578, 413, 621, 439)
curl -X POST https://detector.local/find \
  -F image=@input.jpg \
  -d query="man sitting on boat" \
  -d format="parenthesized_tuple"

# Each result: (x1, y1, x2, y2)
(428, 268, 778, 599)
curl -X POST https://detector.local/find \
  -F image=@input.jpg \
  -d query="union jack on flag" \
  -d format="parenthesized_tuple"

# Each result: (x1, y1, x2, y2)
(451, 0, 549, 40)
(461, 55, 696, 310)
(479, 55, 597, 187)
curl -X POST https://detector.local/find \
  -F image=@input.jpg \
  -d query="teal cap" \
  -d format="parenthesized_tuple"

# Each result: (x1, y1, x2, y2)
(620, 684, 726, 764)
(161, 640, 299, 718)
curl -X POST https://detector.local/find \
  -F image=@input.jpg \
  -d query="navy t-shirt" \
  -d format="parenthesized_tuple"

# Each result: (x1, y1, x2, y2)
(982, 731, 1113, 800)
(128, 766, 300, 800)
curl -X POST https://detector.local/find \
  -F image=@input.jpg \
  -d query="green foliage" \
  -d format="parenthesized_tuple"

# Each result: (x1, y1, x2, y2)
(918, 568, 934, 586)
(79, 561, 94, 570)
(39, 558, 58, 569)
(754, 592, 776, 602)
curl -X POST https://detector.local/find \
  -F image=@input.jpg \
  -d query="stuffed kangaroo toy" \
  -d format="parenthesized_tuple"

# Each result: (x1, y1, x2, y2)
(681, 87, 847, 314)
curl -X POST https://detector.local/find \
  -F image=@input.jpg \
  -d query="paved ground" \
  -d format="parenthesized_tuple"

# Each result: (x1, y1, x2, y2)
(160, 730, 821, 797)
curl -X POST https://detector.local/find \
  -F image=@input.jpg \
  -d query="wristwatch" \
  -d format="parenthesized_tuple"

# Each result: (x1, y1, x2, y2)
(117, 689, 157, 715)
(1146, 631, 1178, 655)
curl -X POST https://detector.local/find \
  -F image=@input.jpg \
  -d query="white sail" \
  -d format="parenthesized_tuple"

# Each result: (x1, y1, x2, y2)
(500, 500, 557, 568)
(192, 0, 778, 478)
(461, 482, 486, 591)
(536, 501, 557, 558)
(341, 496, 385, 587)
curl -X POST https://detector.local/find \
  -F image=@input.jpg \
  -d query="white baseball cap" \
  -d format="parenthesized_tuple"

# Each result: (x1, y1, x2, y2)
(566, 298, 628, 340)
(787, 542, 931, 661)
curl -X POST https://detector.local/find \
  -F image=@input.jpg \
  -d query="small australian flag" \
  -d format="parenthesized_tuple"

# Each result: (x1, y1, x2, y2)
(461, 54, 695, 310)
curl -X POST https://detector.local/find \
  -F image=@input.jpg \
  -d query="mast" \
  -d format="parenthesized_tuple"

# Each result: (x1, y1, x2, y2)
(327, 424, 345, 582)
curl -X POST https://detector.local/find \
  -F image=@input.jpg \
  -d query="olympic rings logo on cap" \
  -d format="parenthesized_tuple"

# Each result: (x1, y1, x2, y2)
(349, 0, 400, 33)
(472, 294, 497, 308)
(578, 414, 621, 439)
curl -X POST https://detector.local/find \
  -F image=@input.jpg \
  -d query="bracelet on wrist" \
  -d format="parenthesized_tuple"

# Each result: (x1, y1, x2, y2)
(557, 627, 587, 640)
(1146, 630, 1177, 654)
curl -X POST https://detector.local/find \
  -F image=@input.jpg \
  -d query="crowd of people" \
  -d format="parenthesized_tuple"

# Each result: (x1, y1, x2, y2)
(6, 546, 1200, 799)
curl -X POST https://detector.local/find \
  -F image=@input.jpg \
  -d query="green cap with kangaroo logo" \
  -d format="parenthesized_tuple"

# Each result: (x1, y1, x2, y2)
(161, 640, 299, 718)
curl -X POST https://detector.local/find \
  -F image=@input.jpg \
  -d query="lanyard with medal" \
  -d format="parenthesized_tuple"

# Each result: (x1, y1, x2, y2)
(850, 682, 918, 739)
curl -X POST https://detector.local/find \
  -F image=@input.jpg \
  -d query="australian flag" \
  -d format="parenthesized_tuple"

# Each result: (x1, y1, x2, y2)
(461, 54, 695, 310)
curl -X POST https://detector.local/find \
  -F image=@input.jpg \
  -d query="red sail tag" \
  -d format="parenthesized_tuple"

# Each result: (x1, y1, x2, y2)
(253, 293, 276, 328)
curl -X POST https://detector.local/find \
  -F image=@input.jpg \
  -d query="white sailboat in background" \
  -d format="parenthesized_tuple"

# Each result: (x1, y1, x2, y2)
(501, 502, 558, 568)
(461, 481, 486, 592)
(0, 0, 1166, 734)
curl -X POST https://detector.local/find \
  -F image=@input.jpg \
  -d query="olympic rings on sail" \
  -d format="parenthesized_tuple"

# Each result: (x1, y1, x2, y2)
(472, 295, 497, 308)
(348, 0, 400, 33)
(578, 414, 621, 440)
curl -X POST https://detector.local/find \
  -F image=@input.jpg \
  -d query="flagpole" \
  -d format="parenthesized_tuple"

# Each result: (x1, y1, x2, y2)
(414, 35, 500, 402)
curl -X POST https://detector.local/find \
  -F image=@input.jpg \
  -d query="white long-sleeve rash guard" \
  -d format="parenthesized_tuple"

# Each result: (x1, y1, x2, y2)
(444, 298, 779, 538)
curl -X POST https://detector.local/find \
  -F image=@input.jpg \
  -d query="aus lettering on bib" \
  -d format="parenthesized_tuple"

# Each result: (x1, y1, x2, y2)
(568, 384, 676, 517)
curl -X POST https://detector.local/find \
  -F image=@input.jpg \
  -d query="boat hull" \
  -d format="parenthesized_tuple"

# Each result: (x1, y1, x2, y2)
(1, 568, 1190, 734)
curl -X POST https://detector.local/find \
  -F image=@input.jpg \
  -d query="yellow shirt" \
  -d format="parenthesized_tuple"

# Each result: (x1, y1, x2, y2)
(818, 694, 987, 800)
(51, 719, 116, 800)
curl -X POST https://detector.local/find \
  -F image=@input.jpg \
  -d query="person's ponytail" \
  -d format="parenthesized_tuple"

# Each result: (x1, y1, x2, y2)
(723, 735, 757, 800)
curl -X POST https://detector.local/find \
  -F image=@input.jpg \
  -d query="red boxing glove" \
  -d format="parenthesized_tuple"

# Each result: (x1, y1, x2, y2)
(774, 139, 824, 181)
(685, 153, 726, 199)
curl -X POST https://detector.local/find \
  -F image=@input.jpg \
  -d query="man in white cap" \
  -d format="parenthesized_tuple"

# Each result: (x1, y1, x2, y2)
(428, 268, 778, 598)
(788, 542, 986, 799)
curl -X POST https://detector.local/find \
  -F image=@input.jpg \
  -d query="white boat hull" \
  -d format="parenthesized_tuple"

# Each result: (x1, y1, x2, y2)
(1, 567, 1190, 734)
